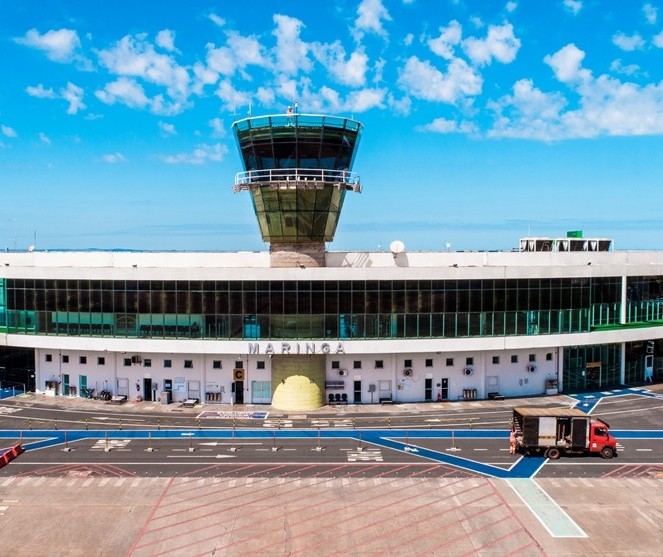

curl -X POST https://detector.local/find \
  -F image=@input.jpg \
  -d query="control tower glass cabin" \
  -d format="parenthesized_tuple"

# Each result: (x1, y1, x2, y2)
(232, 113, 363, 247)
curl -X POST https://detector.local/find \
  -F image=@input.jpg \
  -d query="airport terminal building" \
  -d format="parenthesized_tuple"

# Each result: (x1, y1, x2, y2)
(1, 113, 662, 410)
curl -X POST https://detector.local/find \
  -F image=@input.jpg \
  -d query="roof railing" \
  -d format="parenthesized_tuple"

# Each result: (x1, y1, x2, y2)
(233, 168, 362, 193)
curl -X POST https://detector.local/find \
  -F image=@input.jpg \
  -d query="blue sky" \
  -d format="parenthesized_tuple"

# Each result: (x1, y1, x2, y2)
(2, 0, 663, 252)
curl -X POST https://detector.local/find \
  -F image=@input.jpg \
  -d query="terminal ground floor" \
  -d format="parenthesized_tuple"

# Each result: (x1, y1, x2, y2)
(2, 339, 661, 410)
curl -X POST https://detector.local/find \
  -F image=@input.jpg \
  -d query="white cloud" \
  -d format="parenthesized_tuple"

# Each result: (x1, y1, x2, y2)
(404, 33, 414, 46)
(654, 31, 663, 48)
(355, 0, 392, 38)
(101, 153, 126, 163)
(26, 84, 56, 98)
(373, 58, 386, 83)
(205, 44, 237, 77)
(344, 88, 387, 112)
(227, 32, 269, 71)
(544, 43, 591, 83)
(158, 121, 176, 135)
(488, 64, 663, 140)
(462, 23, 521, 66)
(417, 117, 478, 134)
(15, 28, 81, 62)
(209, 117, 226, 137)
(192, 60, 219, 93)
(487, 79, 568, 139)
(61, 82, 86, 114)
(96, 77, 150, 109)
(208, 13, 225, 28)
(612, 32, 645, 51)
(428, 20, 462, 60)
(610, 58, 641, 77)
(312, 42, 368, 87)
(161, 143, 228, 164)
(272, 14, 312, 75)
(215, 79, 252, 112)
(563, 0, 582, 16)
(397, 56, 482, 103)
(39, 132, 51, 144)
(506, 1, 518, 13)
(156, 29, 177, 52)
(26, 82, 86, 114)
(1, 125, 18, 138)
(643, 3, 657, 24)
(96, 34, 190, 100)
(255, 86, 276, 107)
(387, 93, 411, 115)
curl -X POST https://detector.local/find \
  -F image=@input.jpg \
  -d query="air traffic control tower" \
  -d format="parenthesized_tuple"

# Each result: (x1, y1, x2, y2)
(232, 112, 363, 267)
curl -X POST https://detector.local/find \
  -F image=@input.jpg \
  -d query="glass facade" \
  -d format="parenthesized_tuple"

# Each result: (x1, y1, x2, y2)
(0, 276, 625, 340)
(233, 114, 363, 172)
(563, 344, 622, 392)
(232, 114, 364, 243)
(626, 276, 663, 324)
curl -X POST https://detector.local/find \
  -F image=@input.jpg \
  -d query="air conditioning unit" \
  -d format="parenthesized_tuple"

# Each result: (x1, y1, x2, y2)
(463, 368, 473, 376)
(338, 369, 348, 377)
(527, 365, 537, 373)
(131, 355, 142, 365)
(403, 368, 413, 377)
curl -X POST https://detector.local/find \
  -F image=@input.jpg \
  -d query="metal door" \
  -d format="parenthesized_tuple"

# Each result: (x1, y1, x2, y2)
(63, 374, 70, 396)
(353, 380, 362, 403)
(143, 378, 152, 401)
(424, 378, 433, 401)
(439, 378, 449, 400)
(233, 381, 244, 404)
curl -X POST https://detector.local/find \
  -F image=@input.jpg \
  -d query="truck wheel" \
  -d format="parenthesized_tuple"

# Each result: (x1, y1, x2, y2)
(600, 446, 614, 459)
(545, 447, 561, 460)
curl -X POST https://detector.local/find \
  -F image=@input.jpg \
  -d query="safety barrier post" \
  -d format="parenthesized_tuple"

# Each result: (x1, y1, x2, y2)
(314, 426, 324, 452)
(63, 431, 72, 452)
(229, 417, 238, 452)
(146, 431, 155, 452)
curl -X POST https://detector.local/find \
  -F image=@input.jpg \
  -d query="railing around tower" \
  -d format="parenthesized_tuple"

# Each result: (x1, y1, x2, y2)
(233, 168, 361, 192)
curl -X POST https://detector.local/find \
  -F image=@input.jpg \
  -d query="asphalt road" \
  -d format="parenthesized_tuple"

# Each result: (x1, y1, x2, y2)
(0, 387, 662, 557)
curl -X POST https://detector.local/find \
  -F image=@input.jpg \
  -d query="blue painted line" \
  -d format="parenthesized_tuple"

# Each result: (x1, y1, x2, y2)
(568, 387, 663, 414)
(362, 434, 515, 478)
(2, 428, 661, 479)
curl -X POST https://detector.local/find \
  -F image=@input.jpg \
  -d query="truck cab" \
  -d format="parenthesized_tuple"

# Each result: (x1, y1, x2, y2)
(588, 420, 618, 458)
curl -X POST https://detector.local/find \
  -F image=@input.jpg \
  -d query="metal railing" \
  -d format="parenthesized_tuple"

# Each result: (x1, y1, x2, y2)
(234, 168, 361, 192)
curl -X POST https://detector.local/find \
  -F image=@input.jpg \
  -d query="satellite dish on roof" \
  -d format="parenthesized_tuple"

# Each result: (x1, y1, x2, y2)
(390, 240, 405, 255)
(27, 245, 35, 252)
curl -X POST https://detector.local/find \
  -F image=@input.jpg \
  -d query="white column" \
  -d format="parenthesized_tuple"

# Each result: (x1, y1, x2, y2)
(620, 276, 627, 325)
